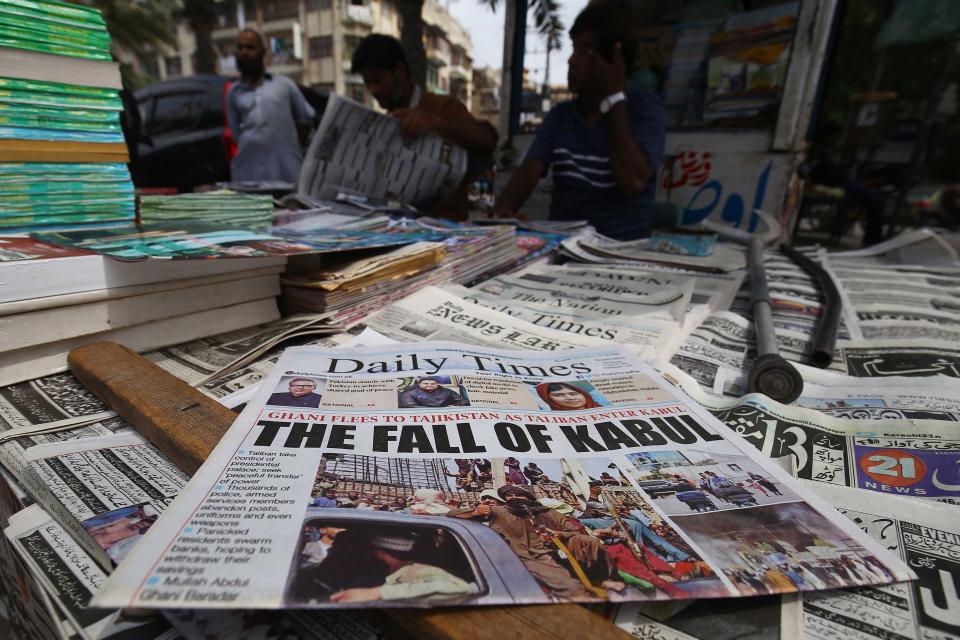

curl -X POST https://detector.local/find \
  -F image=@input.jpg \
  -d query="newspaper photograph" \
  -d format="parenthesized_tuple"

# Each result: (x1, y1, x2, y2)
(298, 94, 467, 210)
(94, 343, 910, 611)
(801, 482, 960, 640)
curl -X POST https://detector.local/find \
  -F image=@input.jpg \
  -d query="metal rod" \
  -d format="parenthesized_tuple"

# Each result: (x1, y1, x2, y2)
(747, 237, 804, 403)
(779, 244, 842, 368)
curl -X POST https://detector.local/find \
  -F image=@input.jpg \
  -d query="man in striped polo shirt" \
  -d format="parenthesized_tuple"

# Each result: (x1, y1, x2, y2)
(494, 4, 665, 240)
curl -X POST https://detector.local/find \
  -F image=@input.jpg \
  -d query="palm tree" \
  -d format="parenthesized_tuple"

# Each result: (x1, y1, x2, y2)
(74, 0, 179, 60)
(400, 0, 565, 87)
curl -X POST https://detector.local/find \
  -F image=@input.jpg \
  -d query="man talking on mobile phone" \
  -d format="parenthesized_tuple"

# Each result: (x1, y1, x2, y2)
(493, 4, 665, 240)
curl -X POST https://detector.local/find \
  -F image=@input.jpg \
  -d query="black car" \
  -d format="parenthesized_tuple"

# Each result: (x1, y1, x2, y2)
(637, 478, 693, 499)
(134, 75, 234, 192)
(133, 75, 328, 192)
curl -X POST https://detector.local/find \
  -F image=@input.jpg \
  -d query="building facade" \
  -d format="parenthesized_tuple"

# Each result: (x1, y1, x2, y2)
(124, 0, 475, 111)
(471, 66, 500, 131)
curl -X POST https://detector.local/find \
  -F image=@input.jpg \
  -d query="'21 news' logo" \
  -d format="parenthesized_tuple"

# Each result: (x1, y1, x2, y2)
(855, 446, 960, 497)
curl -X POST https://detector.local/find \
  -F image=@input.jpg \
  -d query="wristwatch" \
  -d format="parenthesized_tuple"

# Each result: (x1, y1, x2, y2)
(600, 91, 626, 114)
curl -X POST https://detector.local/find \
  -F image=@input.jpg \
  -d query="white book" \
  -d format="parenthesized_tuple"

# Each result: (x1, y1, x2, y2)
(0, 252, 287, 304)
(0, 298, 280, 386)
(0, 47, 122, 89)
(1, 273, 281, 352)
(0, 265, 284, 316)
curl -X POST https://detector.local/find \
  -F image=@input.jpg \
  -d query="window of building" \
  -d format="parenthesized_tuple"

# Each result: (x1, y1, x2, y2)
(309, 35, 333, 59)
(347, 83, 366, 105)
(215, 2, 237, 28)
(308, 0, 332, 10)
(270, 35, 300, 63)
(263, 0, 299, 20)
(138, 51, 159, 79)
(164, 56, 182, 78)
(344, 35, 363, 62)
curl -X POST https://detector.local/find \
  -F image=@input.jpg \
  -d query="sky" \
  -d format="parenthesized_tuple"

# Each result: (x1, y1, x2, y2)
(446, 0, 588, 87)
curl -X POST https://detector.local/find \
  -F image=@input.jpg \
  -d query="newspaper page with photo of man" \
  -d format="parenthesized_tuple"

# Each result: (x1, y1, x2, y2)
(298, 94, 467, 210)
(94, 343, 911, 611)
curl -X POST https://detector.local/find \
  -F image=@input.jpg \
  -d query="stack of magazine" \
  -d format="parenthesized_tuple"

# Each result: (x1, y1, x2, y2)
(0, 0, 133, 232)
(139, 190, 275, 229)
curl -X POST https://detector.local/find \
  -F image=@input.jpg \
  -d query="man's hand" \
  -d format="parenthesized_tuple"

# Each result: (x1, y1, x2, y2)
(592, 41, 626, 97)
(330, 587, 382, 602)
(474, 503, 492, 516)
(391, 107, 442, 138)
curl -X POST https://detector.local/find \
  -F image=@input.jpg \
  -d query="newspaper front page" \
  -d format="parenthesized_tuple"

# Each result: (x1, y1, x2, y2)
(95, 343, 910, 611)
(801, 482, 960, 640)
(298, 94, 467, 210)
(360, 286, 608, 351)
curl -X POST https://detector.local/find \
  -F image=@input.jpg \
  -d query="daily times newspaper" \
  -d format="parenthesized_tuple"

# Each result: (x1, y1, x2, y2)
(94, 343, 911, 610)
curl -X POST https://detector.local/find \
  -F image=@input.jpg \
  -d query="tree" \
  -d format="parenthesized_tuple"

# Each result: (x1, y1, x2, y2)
(74, 0, 179, 60)
(182, 0, 218, 75)
(399, 0, 564, 87)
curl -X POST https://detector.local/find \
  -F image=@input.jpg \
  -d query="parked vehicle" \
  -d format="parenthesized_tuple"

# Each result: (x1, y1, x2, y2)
(675, 489, 718, 512)
(711, 485, 758, 507)
(284, 508, 541, 607)
(637, 478, 694, 499)
(133, 75, 234, 192)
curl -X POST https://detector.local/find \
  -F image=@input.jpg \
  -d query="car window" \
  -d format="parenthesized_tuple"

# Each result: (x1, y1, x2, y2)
(150, 91, 204, 136)
(286, 517, 487, 605)
(137, 98, 153, 138)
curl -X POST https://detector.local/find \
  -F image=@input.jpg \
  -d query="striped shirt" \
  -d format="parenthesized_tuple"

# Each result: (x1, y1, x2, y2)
(525, 90, 665, 240)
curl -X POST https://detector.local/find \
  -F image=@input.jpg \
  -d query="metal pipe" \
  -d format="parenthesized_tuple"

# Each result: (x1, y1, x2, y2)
(779, 244, 842, 368)
(748, 236, 804, 403)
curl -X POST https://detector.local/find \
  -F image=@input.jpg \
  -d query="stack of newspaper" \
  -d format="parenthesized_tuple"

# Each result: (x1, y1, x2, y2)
(355, 260, 745, 364)
(0, 283, 957, 638)
(0, 0, 133, 232)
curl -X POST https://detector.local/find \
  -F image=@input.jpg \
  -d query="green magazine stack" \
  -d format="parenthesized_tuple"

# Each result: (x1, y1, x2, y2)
(0, 0, 135, 232)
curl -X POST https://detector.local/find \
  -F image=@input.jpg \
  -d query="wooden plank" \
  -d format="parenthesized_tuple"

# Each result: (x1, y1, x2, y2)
(67, 341, 631, 640)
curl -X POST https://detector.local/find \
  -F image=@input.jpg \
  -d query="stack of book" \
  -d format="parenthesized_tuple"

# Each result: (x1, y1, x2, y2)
(0, 236, 287, 386)
(0, 0, 133, 232)
(139, 190, 275, 229)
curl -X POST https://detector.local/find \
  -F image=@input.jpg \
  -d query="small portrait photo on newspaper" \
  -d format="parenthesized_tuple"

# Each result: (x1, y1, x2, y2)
(267, 376, 326, 408)
(397, 375, 469, 408)
(82, 503, 161, 564)
(533, 380, 610, 412)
